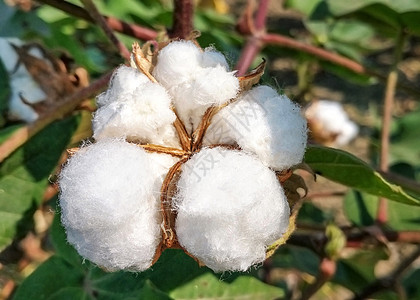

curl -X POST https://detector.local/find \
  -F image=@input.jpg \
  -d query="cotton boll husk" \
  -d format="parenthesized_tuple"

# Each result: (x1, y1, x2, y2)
(204, 86, 307, 170)
(59, 139, 165, 271)
(97, 66, 150, 107)
(153, 41, 202, 87)
(92, 81, 179, 147)
(201, 48, 229, 70)
(175, 148, 290, 272)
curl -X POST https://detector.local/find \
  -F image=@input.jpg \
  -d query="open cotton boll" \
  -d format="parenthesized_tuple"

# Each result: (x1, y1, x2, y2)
(153, 40, 202, 87)
(175, 148, 290, 272)
(204, 86, 307, 171)
(97, 65, 150, 107)
(93, 81, 179, 147)
(305, 100, 359, 146)
(59, 139, 162, 271)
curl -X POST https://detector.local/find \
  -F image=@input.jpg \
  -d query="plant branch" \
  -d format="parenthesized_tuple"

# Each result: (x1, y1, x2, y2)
(288, 228, 420, 254)
(377, 30, 407, 225)
(37, 0, 157, 41)
(80, 0, 130, 60)
(169, 0, 194, 39)
(353, 246, 420, 300)
(0, 71, 113, 163)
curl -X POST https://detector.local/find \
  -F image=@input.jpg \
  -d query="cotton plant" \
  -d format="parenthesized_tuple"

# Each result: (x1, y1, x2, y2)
(59, 40, 308, 273)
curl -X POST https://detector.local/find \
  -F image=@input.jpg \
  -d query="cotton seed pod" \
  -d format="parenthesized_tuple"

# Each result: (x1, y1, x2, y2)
(59, 139, 166, 271)
(174, 148, 290, 272)
(204, 85, 307, 170)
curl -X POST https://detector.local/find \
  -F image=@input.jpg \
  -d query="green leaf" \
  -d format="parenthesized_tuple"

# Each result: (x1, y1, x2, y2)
(170, 274, 285, 300)
(345, 191, 420, 230)
(327, 0, 420, 16)
(304, 145, 420, 206)
(390, 109, 420, 169)
(334, 248, 388, 291)
(284, 0, 325, 17)
(0, 117, 79, 250)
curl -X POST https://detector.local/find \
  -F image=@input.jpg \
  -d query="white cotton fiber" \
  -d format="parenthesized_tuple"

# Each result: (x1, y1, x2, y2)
(93, 66, 179, 147)
(153, 41, 239, 133)
(96, 65, 150, 107)
(305, 100, 358, 146)
(201, 48, 229, 70)
(153, 41, 202, 87)
(59, 139, 163, 271)
(204, 86, 307, 171)
(174, 148, 290, 272)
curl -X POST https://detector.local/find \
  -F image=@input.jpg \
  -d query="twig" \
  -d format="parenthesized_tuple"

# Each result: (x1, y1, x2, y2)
(353, 246, 420, 300)
(36, 0, 157, 41)
(169, 0, 194, 39)
(377, 30, 407, 225)
(235, 0, 267, 76)
(0, 71, 112, 162)
(288, 229, 420, 254)
(80, 0, 130, 60)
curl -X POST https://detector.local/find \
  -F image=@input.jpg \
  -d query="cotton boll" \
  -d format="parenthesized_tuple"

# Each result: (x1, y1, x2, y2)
(93, 81, 179, 147)
(59, 139, 163, 271)
(175, 148, 290, 272)
(153, 41, 202, 87)
(97, 65, 150, 107)
(204, 86, 307, 170)
(201, 48, 229, 70)
(305, 100, 359, 147)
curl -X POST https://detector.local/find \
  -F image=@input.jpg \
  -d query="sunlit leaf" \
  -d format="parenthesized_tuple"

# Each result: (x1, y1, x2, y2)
(304, 145, 420, 205)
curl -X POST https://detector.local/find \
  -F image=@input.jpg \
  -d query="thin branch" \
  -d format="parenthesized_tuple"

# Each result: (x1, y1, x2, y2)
(254, 0, 269, 30)
(37, 0, 157, 41)
(353, 246, 420, 300)
(0, 71, 112, 163)
(235, 0, 267, 76)
(377, 30, 407, 224)
(261, 33, 366, 74)
(80, 0, 130, 60)
(169, 0, 194, 39)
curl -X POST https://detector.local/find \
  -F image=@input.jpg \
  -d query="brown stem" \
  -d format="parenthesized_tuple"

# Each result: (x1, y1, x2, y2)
(235, 37, 264, 76)
(80, 0, 131, 61)
(353, 246, 420, 300)
(0, 71, 112, 163)
(160, 158, 188, 248)
(37, 0, 157, 41)
(301, 257, 337, 300)
(377, 30, 407, 225)
(169, 0, 194, 39)
(138, 144, 188, 157)
(254, 0, 269, 30)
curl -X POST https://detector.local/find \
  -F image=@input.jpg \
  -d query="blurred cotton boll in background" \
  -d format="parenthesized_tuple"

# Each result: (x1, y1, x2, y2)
(305, 100, 359, 147)
(0, 38, 47, 123)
